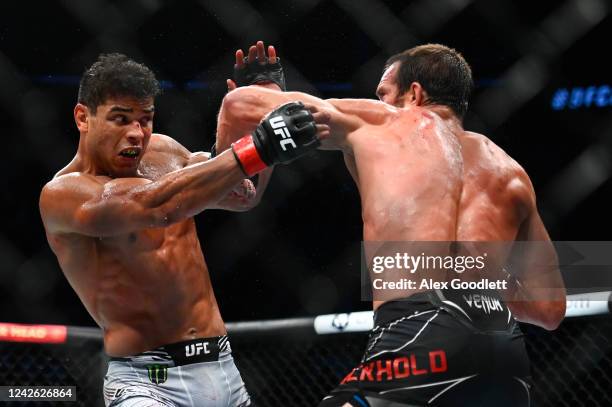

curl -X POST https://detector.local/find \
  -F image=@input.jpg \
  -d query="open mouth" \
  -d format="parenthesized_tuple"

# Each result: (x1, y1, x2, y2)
(118, 147, 141, 159)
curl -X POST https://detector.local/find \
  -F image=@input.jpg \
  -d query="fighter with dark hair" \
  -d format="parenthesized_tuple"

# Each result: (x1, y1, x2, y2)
(217, 43, 566, 406)
(39, 47, 329, 406)
(77, 54, 162, 114)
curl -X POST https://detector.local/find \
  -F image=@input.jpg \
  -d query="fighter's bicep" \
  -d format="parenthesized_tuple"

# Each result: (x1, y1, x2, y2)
(40, 175, 105, 234)
(221, 87, 284, 127)
(187, 151, 210, 166)
(327, 98, 389, 128)
(41, 175, 154, 236)
(80, 178, 161, 235)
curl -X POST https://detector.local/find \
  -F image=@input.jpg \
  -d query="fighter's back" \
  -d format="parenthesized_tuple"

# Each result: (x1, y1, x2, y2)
(348, 105, 464, 243)
(456, 131, 533, 242)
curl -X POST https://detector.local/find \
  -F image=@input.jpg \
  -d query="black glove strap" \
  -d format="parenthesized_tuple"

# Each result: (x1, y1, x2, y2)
(234, 57, 286, 91)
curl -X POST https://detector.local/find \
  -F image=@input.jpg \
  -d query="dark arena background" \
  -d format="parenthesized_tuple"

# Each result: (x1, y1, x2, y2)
(1, 0, 612, 406)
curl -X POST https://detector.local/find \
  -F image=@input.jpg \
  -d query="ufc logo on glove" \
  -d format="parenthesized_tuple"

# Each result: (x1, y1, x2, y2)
(231, 101, 319, 176)
(269, 116, 297, 150)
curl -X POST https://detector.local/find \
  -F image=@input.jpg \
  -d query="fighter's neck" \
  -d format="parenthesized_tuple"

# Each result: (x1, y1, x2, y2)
(56, 134, 100, 177)
(75, 134, 97, 174)
(420, 104, 463, 129)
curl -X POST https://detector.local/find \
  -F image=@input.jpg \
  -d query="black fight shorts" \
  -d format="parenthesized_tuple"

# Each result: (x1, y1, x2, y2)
(319, 289, 532, 407)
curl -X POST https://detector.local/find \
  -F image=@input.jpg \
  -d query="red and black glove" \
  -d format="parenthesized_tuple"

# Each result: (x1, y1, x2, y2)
(231, 101, 319, 176)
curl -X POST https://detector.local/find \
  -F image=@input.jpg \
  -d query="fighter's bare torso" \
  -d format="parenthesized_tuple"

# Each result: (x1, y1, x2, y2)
(335, 101, 532, 307)
(321, 94, 561, 326)
(345, 105, 464, 242)
(44, 135, 225, 357)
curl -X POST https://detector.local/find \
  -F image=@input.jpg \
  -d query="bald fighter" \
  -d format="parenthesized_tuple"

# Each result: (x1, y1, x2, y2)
(217, 43, 565, 406)
(39, 51, 328, 406)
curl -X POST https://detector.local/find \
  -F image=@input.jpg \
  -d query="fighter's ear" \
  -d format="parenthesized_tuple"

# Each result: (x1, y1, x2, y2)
(408, 82, 426, 106)
(74, 103, 89, 132)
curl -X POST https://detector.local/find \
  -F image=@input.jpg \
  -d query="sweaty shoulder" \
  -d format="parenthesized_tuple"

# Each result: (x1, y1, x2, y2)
(44, 172, 105, 195)
(40, 173, 103, 229)
(462, 131, 524, 173)
(145, 133, 208, 169)
(40, 171, 152, 236)
(147, 133, 190, 157)
(462, 131, 535, 213)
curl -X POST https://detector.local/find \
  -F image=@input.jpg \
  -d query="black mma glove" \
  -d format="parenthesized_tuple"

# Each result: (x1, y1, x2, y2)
(234, 56, 286, 91)
(231, 101, 319, 176)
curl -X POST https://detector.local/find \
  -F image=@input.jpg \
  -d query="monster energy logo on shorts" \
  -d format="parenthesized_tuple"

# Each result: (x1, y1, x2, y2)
(146, 364, 168, 385)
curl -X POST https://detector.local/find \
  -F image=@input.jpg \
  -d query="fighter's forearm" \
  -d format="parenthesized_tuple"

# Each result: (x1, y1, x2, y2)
(504, 270, 566, 330)
(131, 150, 246, 224)
(186, 150, 259, 212)
(212, 168, 273, 212)
(216, 87, 297, 149)
(506, 298, 566, 331)
(218, 87, 352, 153)
(504, 208, 567, 329)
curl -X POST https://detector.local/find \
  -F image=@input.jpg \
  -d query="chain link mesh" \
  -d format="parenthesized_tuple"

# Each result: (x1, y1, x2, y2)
(0, 340, 105, 407)
(524, 317, 612, 406)
(233, 333, 369, 406)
